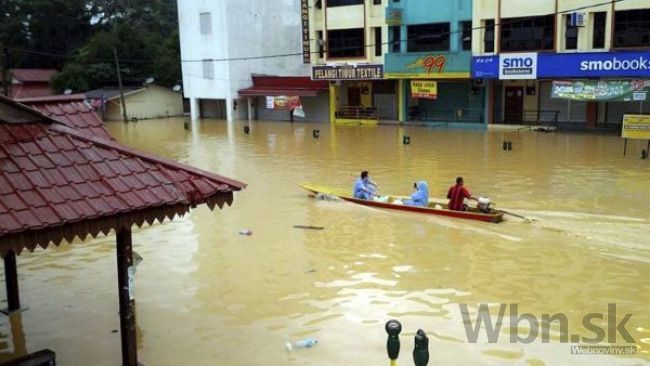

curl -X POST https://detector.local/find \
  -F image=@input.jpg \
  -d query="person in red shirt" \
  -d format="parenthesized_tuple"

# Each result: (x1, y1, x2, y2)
(447, 176, 474, 211)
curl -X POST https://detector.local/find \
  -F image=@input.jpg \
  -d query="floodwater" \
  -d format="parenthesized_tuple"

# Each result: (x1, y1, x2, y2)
(2, 118, 650, 365)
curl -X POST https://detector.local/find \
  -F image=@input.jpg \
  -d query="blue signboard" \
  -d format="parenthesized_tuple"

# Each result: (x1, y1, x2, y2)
(471, 56, 499, 78)
(538, 51, 650, 78)
(472, 51, 650, 79)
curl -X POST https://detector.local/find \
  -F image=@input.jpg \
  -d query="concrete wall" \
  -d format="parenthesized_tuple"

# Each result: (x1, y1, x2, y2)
(255, 94, 329, 122)
(178, 0, 230, 100)
(104, 86, 184, 121)
(178, 0, 309, 120)
(473, 0, 650, 55)
(310, 0, 387, 65)
(392, 0, 472, 54)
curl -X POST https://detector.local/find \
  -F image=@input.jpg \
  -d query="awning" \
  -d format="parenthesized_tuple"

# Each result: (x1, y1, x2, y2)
(239, 76, 328, 97)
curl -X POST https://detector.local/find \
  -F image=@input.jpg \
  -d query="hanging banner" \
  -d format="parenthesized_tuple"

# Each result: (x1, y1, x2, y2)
(301, 0, 310, 64)
(266, 96, 302, 110)
(551, 79, 650, 101)
(622, 115, 650, 140)
(410, 80, 438, 99)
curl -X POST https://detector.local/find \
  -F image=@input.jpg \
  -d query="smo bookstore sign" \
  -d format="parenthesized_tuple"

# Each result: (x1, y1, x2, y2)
(499, 53, 537, 80)
(473, 51, 650, 79)
(539, 51, 650, 78)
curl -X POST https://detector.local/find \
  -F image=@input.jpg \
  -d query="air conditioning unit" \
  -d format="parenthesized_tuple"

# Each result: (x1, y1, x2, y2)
(570, 12, 586, 27)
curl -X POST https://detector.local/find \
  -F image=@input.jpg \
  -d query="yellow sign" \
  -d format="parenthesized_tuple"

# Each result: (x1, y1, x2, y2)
(411, 80, 438, 99)
(622, 114, 650, 139)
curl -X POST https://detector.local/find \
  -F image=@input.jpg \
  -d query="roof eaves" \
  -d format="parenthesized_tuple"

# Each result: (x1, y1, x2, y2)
(49, 124, 247, 190)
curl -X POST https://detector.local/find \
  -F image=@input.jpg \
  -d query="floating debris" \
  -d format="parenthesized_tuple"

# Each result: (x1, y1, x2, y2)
(293, 225, 324, 230)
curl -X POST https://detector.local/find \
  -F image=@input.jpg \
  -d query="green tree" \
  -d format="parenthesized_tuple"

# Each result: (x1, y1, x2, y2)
(53, 0, 181, 93)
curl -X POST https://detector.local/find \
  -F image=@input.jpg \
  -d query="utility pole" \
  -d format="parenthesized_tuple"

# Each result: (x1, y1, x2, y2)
(112, 9, 128, 123)
(1, 47, 10, 97)
(113, 46, 129, 123)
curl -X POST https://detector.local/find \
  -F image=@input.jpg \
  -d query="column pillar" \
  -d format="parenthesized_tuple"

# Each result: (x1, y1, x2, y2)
(247, 97, 253, 123)
(329, 83, 337, 124)
(189, 97, 199, 122)
(116, 227, 137, 366)
(226, 97, 234, 122)
(4, 252, 19, 313)
(397, 79, 405, 123)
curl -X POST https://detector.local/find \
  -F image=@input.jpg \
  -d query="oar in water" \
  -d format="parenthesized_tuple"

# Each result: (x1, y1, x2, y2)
(494, 208, 533, 221)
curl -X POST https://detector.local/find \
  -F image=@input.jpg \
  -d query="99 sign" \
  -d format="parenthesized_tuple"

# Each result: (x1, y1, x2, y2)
(422, 55, 446, 74)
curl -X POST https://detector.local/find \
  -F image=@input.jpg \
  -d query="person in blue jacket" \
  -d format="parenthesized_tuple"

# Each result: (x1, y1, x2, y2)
(404, 181, 429, 207)
(353, 171, 377, 199)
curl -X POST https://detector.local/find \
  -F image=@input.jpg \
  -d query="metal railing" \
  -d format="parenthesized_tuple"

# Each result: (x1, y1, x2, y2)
(494, 109, 559, 125)
(408, 107, 484, 123)
(335, 106, 379, 120)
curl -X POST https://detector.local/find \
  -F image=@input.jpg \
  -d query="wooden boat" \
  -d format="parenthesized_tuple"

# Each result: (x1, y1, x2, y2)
(299, 183, 504, 223)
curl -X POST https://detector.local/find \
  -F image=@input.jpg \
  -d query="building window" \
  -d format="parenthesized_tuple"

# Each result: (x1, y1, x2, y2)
(565, 14, 578, 50)
(326, 0, 363, 7)
(500, 15, 554, 52)
(614, 9, 650, 48)
(317, 31, 324, 58)
(407, 23, 450, 52)
(373, 0, 381, 4)
(484, 19, 495, 53)
(202, 59, 213, 79)
(199, 12, 212, 34)
(461, 21, 472, 51)
(327, 28, 364, 58)
(592, 12, 606, 48)
(374, 27, 382, 56)
(390, 26, 401, 53)
(315, 0, 322, 9)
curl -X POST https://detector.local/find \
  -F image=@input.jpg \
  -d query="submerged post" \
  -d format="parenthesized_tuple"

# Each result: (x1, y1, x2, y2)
(116, 227, 137, 366)
(4, 251, 20, 312)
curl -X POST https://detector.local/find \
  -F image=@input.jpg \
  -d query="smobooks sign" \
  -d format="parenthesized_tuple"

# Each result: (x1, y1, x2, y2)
(551, 80, 650, 102)
(539, 51, 650, 78)
(312, 64, 383, 80)
(499, 53, 537, 80)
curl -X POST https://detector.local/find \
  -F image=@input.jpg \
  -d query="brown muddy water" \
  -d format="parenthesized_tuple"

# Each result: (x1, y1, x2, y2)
(2, 118, 650, 365)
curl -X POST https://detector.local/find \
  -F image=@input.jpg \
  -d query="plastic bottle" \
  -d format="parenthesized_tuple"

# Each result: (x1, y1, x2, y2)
(285, 338, 317, 351)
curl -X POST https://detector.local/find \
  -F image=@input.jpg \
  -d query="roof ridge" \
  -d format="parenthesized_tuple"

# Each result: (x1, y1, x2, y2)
(49, 124, 246, 190)
(0, 94, 70, 127)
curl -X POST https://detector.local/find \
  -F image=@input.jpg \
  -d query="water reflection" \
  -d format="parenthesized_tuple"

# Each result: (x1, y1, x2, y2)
(1, 118, 648, 365)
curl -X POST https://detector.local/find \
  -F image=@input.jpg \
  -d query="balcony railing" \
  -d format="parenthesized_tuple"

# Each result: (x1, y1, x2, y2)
(493, 109, 559, 125)
(335, 106, 379, 120)
(408, 106, 483, 123)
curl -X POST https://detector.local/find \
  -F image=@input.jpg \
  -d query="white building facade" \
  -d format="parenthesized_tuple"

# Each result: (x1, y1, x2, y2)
(178, 0, 310, 121)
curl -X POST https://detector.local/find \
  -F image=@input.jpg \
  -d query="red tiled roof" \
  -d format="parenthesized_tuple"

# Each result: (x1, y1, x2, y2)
(18, 94, 114, 141)
(9, 84, 54, 99)
(239, 76, 329, 97)
(9, 69, 58, 83)
(0, 96, 245, 256)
